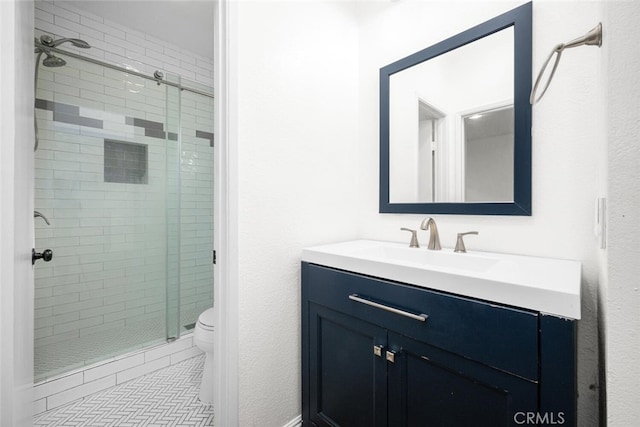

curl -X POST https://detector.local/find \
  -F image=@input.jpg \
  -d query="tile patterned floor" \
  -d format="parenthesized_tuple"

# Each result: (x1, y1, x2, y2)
(34, 354, 214, 426)
(35, 307, 202, 382)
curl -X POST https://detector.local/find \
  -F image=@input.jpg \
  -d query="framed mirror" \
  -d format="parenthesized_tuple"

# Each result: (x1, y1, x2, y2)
(380, 2, 532, 215)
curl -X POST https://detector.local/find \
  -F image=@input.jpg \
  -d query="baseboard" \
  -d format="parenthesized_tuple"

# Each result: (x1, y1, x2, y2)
(283, 414, 302, 427)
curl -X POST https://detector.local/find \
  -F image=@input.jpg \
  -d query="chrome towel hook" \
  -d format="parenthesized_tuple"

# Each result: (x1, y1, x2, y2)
(530, 23, 602, 105)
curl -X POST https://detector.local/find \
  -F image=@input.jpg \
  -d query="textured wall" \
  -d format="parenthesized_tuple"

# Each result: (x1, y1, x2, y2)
(230, 1, 360, 425)
(356, 2, 604, 426)
(229, 2, 611, 426)
(604, 1, 640, 425)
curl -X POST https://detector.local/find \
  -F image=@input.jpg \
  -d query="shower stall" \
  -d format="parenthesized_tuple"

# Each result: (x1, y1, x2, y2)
(32, 35, 214, 382)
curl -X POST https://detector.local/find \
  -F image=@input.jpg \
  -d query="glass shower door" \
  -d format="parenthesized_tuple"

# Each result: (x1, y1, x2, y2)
(178, 84, 215, 331)
(33, 54, 181, 381)
(163, 73, 215, 338)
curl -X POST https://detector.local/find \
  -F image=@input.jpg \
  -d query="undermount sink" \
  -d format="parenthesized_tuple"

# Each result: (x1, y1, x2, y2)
(301, 240, 581, 319)
(358, 244, 500, 273)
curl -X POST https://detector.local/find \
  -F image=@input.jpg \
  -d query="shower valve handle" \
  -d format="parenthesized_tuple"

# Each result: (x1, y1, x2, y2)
(32, 248, 53, 265)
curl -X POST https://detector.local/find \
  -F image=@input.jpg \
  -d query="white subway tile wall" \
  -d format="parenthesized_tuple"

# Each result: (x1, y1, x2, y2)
(34, 0, 214, 381)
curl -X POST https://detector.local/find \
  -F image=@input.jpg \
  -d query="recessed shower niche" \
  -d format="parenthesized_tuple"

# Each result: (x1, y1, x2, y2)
(104, 140, 149, 185)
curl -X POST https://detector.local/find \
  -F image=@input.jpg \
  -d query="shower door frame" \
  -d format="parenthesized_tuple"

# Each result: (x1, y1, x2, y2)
(1, 1, 233, 425)
(212, 1, 237, 426)
(0, 1, 35, 425)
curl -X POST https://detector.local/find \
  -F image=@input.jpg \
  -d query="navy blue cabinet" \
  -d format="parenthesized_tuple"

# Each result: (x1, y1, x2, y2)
(302, 262, 576, 427)
(307, 304, 387, 427)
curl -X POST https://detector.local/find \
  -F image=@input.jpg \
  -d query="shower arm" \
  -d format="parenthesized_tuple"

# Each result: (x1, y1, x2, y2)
(530, 23, 603, 105)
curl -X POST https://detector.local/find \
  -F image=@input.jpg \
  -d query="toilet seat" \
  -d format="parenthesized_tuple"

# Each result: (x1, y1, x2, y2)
(198, 323, 214, 332)
(197, 307, 215, 331)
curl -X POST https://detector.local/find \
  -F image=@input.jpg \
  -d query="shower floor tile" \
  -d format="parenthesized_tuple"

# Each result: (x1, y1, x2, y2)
(34, 354, 214, 427)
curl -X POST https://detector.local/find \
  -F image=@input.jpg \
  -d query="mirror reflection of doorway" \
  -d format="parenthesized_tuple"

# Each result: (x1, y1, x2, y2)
(418, 100, 445, 202)
(463, 106, 514, 202)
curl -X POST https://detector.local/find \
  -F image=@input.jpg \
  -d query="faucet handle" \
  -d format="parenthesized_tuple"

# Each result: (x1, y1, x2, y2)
(454, 231, 478, 253)
(400, 228, 420, 248)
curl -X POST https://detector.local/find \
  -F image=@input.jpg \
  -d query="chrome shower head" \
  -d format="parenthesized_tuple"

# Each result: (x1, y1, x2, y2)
(36, 35, 91, 68)
(42, 52, 66, 67)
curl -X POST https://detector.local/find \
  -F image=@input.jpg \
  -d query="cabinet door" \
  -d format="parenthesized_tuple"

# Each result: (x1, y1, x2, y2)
(307, 303, 388, 427)
(387, 332, 538, 427)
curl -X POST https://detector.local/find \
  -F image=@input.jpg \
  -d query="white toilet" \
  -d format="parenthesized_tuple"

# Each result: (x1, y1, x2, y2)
(194, 307, 214, 405)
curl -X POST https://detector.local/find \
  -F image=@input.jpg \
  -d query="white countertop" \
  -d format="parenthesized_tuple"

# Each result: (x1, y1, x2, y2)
(302, 240, 581, 319)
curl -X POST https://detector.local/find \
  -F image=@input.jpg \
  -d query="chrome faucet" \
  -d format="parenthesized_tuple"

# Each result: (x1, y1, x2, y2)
(420, 217, 441, 250)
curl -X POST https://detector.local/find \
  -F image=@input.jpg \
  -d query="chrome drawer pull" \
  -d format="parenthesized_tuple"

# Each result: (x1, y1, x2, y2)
(348, 294, 428, 322)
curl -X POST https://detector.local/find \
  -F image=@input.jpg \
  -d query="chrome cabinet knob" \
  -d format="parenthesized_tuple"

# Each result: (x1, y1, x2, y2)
(386, 350, 396, 364)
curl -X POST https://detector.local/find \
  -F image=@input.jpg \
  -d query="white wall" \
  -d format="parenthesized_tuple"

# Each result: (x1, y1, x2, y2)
(228, 1, 360, 425)
(465, 133, 514, 201)
(356, 1, 604, 426)
(604, 1, 640, 425)
(227, 1, 618, 425)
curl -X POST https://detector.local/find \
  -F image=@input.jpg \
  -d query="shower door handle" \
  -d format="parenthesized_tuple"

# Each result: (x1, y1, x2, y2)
(32, 248, 53, 265)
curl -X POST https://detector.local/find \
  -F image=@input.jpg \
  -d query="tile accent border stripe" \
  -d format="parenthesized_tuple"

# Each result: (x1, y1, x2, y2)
(35, 98, 214, 144)
(195, 130, 214, 147)
(36, 99, 103, 129)
(125, 117, 179, 141)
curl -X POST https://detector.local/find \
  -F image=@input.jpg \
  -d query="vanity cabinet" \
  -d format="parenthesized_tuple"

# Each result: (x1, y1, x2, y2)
(301, 262, 576, 427)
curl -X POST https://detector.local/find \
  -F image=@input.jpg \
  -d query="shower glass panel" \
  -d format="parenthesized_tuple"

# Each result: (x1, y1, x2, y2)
(33, 52, 213, 382)
(178, 86, 215, 331)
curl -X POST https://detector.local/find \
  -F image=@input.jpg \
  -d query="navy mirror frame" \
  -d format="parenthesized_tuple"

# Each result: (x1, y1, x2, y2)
(379, 2, 532, 215)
